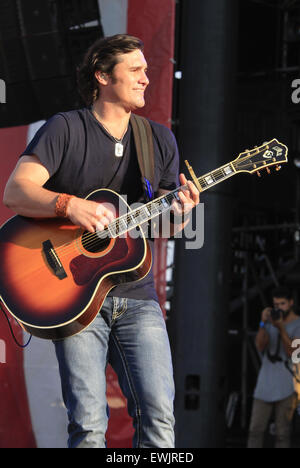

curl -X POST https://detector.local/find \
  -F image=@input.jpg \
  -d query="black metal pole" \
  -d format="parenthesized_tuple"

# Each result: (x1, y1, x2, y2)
(170, 0, 238, 448)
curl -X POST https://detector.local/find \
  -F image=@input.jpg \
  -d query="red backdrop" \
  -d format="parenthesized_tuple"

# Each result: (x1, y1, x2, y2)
(0, 126, 36, 448)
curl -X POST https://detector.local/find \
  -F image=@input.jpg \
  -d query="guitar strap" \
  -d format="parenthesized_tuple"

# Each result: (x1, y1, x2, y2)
(130, 114, 155, 202)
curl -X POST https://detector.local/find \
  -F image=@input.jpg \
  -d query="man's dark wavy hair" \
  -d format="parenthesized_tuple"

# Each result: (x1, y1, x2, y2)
(77, 34, 144, 107)
(271, 286, 293, 300)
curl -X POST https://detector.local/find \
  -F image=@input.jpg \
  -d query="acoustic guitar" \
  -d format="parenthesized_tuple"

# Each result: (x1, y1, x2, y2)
(0, 139, 288, 340)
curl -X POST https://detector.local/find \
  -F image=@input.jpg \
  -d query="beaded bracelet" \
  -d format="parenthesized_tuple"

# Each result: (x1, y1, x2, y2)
(55, 193, 74, 218)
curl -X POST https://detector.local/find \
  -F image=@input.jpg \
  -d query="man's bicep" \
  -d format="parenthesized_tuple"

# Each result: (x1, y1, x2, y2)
(8, 155, 50, 187)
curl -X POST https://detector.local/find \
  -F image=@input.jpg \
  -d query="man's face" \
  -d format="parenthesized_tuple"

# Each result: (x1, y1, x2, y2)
(103, 49, 149, 111)
(273, 297, 293, 316)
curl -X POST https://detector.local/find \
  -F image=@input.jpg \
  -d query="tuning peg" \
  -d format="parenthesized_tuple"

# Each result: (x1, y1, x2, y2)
(276, 165, 281, 171)
(257, 171, 261, 177)
(266, 167, 271, 174)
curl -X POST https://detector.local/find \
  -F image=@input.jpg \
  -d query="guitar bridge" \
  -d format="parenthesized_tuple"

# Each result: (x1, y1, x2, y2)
(42, 240, 67, 280)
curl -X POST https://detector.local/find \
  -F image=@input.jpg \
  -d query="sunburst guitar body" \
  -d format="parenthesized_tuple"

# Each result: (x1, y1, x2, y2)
(0, 189, 151, 340)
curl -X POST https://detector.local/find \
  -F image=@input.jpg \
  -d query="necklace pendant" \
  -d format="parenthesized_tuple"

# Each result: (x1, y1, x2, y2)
(115, 142, 124, 157)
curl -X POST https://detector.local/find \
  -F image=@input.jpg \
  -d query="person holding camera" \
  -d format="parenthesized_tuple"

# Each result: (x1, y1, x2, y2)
(247, 287, 300, 448)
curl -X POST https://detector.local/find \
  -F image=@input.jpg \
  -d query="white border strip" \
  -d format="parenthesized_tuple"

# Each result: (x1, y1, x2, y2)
(98, 0, 128, 36)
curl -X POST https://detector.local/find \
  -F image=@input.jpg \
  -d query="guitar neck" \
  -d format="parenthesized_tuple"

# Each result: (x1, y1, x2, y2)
(105, 160, 238, 238)
(196, 161, 237, 192)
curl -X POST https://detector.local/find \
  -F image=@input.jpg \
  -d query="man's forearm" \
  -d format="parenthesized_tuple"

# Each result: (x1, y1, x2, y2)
(278, 325, 293, 357)
(3, 179, 58, 218)
(255, 327, 269, 352)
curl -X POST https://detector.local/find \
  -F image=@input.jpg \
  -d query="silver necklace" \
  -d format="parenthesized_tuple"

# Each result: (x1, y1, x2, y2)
(93, 111, 128, 157)
(101, 122, 128, 157)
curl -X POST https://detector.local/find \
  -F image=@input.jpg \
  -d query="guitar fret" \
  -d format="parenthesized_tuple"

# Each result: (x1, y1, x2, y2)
(223, 165, 234, 176)
(196, 179, 205, 191)
(160, 197, 170, 209)
(199, 177, 208, 189)
(173, 191, 180, 202)
(144, 206, 151, 217)
(114, 217, 128, 236)
(107, 224, 116, 237)
(112, 216, 131, 236)
(213, 169, 224, 181)
(133, 210, 145, 224)
(127, 213, 136, 227)
(119, 218, 127, 232)
(204, 174, 214, 185)
(198, 164, 235, 191)
(150, 202, 160, 216)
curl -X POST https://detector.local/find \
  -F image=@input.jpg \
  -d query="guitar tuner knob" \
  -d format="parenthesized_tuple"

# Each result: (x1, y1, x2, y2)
(257, 171, 261, 177)
(276, 165, 281, 171)
(266, 167, 271, 174)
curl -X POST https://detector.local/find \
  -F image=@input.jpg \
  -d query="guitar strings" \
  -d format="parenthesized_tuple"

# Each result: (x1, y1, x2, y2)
(54, 190, 179, 257)
(56, 165, 236, 257)
(22, 180, 197, 279)
(54, 204, 165, 258)
(52, 156, 269, 257)
(20, 149, 278, 281)
(54, 165, 238, 258)
(56, 160, 250, 256)
(14, 158, 275, 283)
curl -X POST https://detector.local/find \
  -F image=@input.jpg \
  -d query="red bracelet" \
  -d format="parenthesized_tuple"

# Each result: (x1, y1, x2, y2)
(55, 193, 74, 218)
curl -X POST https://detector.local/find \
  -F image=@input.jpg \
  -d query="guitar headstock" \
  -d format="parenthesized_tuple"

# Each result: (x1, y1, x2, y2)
(234, 139, 288, 176)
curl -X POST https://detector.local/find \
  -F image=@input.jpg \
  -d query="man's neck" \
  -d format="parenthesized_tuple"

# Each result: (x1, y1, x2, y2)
(92, 99, 131, 139)
(283, 310, 298, 324)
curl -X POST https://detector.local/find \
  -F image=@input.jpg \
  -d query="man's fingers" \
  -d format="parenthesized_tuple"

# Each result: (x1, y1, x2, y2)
(171, 197, 193, 215)
(171, 200, 182, 215)
(178, 173, 200, 205)
(99, 215, 111, 226)
(178, 190, 195, 210)
(96, 221, 106, 232)
(187, 180, 200, 203)
(96, 202, 116, 222)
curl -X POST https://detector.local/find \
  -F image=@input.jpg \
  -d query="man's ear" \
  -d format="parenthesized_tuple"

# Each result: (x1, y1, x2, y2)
(95, 71, 108, 85)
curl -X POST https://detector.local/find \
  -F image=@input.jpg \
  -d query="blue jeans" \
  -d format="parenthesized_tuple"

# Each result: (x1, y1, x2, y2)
(54, 297, 175, 448)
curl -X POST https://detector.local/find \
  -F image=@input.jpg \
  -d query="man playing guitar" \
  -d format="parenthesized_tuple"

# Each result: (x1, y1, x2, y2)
(3, 34, 199, 448)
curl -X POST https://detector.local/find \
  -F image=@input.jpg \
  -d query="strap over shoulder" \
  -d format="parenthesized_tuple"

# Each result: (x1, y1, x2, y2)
(130, 114, 155, 201)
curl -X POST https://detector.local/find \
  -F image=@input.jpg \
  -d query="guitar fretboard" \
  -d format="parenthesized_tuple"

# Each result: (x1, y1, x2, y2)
(105, 190, 181, 238)
(197, 162, 236, 191)
(100, 161, 238, 239)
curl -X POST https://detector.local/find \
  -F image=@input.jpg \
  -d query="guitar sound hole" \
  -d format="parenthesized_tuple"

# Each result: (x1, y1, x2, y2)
(81, 231, 111, 253)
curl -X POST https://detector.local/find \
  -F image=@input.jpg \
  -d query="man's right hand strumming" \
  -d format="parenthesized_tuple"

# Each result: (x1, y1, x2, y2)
(66, 197, 115, 234)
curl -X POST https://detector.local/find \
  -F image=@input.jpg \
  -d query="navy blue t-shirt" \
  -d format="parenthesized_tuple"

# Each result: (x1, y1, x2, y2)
(21, 108, 179, 301)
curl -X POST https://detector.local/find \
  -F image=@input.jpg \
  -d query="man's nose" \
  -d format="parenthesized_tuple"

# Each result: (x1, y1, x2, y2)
(140, 71, 149, 86)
